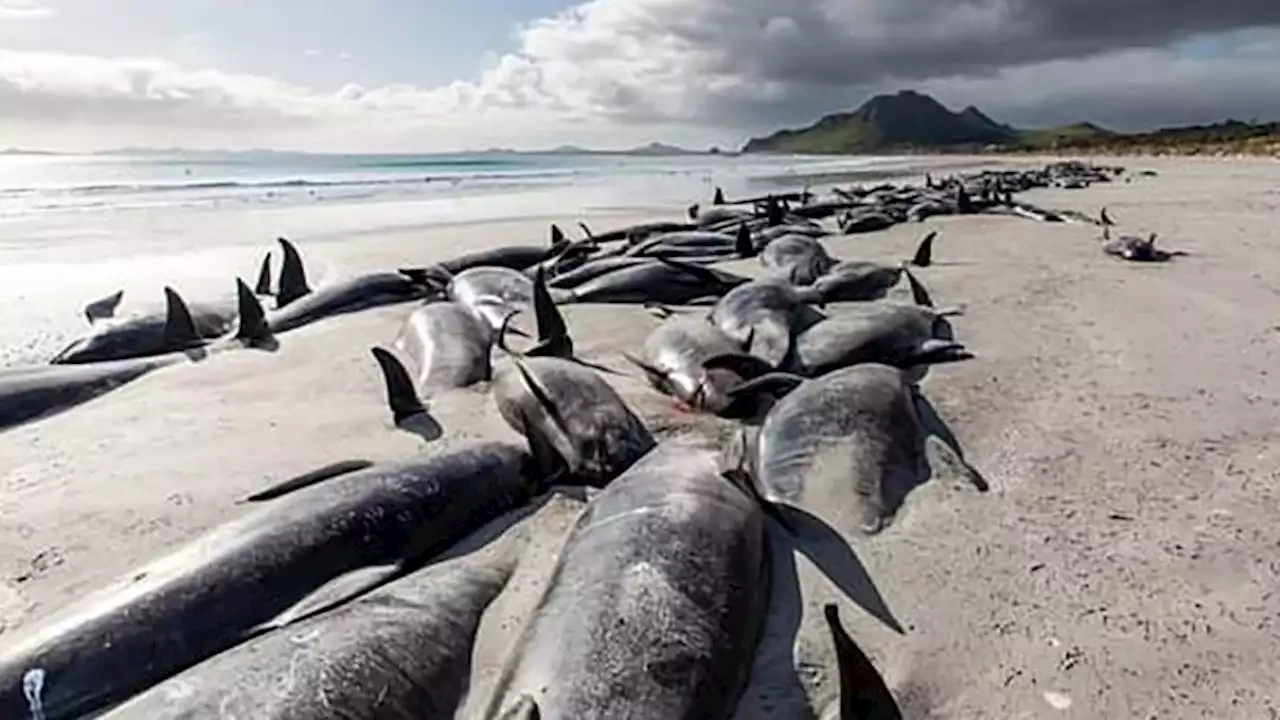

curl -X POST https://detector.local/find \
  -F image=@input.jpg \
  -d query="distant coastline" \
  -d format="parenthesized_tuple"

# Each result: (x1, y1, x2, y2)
(1, 142, 736, 159)
(739, 89, 1280, 158)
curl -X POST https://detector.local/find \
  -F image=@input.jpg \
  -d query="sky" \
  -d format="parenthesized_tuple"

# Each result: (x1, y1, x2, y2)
(2, 0, 1280, 152)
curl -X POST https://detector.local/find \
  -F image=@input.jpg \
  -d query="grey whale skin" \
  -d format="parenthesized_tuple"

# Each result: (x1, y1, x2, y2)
(484, 437, 770, 720)
(98, 535, 518, 720)
(0, 442, 536, 720)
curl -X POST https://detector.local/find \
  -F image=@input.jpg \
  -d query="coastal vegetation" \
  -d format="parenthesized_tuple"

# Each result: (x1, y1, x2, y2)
(742, 90, 1280, 157)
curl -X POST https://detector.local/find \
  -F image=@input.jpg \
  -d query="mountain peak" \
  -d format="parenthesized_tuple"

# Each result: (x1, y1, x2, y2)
(743, 90, 1016, 154)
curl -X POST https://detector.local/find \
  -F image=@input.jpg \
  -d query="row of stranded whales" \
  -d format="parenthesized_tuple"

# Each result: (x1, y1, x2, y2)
(3, 161, 1136, 718)
(0, 279, 274, 432)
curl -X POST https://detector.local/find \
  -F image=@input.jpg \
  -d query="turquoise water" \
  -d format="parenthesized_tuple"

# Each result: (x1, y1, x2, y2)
(0, 151, 909, 219)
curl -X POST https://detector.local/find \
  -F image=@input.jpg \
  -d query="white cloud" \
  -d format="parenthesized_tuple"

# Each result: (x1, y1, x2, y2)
(0, 0, 54, 20)
(1, 0, 1280, 150)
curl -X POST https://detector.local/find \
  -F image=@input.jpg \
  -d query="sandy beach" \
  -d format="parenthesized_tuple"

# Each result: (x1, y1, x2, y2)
(2, 154, 1279, 718)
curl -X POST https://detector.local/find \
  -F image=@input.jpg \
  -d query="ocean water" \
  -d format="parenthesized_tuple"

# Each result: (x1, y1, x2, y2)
(0, 150, 919, 366)
(0, 150, 912, 222)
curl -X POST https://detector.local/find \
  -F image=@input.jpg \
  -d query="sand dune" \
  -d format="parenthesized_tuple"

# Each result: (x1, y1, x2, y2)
(1, 156, 1278, 717)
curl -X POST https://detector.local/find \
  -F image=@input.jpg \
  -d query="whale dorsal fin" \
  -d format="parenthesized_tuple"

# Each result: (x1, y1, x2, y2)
(713, 187, 725, 205)
(735, 223, 753, 258)
(902, 268, 935, 309)
(234, 278, 275, 347)
(370, 347, 427, 426)
(162, 287, 203, 351)
(275, 237, 311, 309)
(526, 265, 572, 359)
(84, 289, 125, 324)
(550, 224, 567, 249)
(910, 231, 937, 268)
(254, 252, 273, 296)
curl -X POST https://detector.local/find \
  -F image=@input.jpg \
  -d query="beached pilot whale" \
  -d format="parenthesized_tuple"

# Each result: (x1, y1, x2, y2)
(263, 237, 433, 334)
(98, 540, 517, 720)
(53, 291, 241, 365)
(625, 314, 772, 417)
(58, 247, 290, 364)
(0, 441, 544, 720)
(375, 267, 650, 487)
(1101, 227, 1184, 263)
(552, 256, 750, 306)
(1, 280, 274, 433)
(97, 494, 585, 720)
(484, 437, 772, 720)
(726, 363, 985, 536)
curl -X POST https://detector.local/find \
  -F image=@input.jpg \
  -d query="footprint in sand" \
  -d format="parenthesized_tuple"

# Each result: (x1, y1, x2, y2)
(0, 581, 30, 636)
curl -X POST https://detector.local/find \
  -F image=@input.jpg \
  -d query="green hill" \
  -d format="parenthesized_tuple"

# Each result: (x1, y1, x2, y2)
(741, 91, 1280, 156)
(742, 90, 1018, 154)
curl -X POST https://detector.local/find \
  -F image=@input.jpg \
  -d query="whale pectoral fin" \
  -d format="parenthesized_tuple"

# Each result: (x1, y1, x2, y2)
(241, 459, 375, 503)
(84, 289, 125, 324)
(904, 339, 973, 368)
(653, 255, 720, 285)
(523, 419, 569, 489)
(578, 221, 594, 239)
(275, 237, 312, 308)
(644, 302, 679, 319)
(721, 468, 797, 536)
(163, 287, 205, 352)
(901, 268, 935, 309)
(234, 278, 276, 349)
(910, 231, 937, 268)
(258, 564, 402, 633)
(497, 695, 543, 720)
(911, 387, 988, 493)
(703, 352, 776, 381)
(727, 371, 807, 400)
(824, 603, 904, 720)
(370, 347, 428, 427)
(513, 358, 573, 441)
(399, 265, 452, 296)
(747, 321, 792, 369)
(622, 352, 669, 391)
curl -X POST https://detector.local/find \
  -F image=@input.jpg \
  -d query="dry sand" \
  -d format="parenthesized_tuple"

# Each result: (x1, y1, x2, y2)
(2, 155, 1279, 718)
